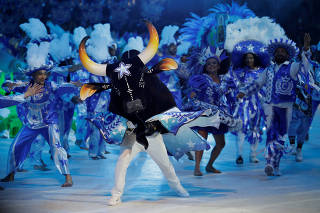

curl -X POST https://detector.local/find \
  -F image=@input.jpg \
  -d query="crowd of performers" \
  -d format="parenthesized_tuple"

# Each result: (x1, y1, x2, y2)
(0, 1, 320, 206)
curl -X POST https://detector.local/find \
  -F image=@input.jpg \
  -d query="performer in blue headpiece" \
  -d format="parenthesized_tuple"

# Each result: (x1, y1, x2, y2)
(237, 33, 312, 176)
(229, 40, 269, 164)
(288, 43, 320, 162)
(224, 16, 287, 165)
(0, 22, 77, 186)
(185, 46, 241, 176)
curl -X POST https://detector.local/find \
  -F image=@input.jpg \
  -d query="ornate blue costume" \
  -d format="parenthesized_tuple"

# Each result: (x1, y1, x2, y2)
(4, 80, 77, 176)
(240, 38, 311, 175)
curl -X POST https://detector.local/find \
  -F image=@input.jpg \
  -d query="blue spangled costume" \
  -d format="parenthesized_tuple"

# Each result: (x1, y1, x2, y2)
(49, 67, 76, 156)
(4, 80, 77, 175)
(89, 106, 219, 160)
(186, 73, 241, 134)
(72, 67, 90, 149)
(240, 38, 311, 174)
(85, 74, 110, 158)
(233, 67, 266, 145)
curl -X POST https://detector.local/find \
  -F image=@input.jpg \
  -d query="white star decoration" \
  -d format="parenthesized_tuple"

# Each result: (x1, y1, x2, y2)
(247, 44, 254, 52)
(260, 47, 266, 52)
(116, 124, 126, 133)
(114, 62, 132, 79)
(187, 140, 194, 149)
(235, 45, 242, 51)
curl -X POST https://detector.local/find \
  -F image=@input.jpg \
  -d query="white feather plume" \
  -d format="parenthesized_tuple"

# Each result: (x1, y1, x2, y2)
(20, 18, 48, 41)
(159, 25, 179, 48)
(122, 36, 144, 54)
(177, 41, 191, 56)
(26, 42, 50, 69)
(224, 16, 288, 52)
(49, 33, 72, 62)
(72, 26, 87, 48)
(87, 23, 114, 62)
(47, 21, 66, 38)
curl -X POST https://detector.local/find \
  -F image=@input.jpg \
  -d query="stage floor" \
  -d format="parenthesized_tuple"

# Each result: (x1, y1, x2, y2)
(0, 114, 320, 213)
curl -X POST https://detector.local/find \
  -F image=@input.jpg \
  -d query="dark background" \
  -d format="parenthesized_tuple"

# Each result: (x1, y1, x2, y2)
(1, 0, 319, 53)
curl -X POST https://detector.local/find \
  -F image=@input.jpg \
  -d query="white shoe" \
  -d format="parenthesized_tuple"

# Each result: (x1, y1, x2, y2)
(107, 196, 121, 206)
(274, 167, 282, 176)
(296, 148, 303, 162)
(290, 144, 296, 155)
(171, 184, 189, 197)
(249, 156, 259, 163)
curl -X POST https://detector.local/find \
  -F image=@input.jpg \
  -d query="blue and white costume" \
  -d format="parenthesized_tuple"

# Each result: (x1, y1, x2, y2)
(232, 67, 266, 161)
(49, 68, 76, 157)
(72, 67, 89, 149)
(85, 74, 110, 159)
(226, 40, 270, 163)
(287, 79, 312, 147)
(4, 80, 77, 175)
(240, 39, 311, 175)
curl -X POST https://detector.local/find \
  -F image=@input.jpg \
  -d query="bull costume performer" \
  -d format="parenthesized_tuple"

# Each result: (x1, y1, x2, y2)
(237, 33, 311, 176)
(79, 21, 222, 206)
(0, 38, 75, 187)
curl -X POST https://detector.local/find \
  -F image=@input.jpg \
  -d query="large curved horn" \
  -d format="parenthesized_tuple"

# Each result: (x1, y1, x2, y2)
(138, 21, 159, 65)
(158, 58, 178, 70)
(80, 84, 98, 101)
(79, 36, 107, 76)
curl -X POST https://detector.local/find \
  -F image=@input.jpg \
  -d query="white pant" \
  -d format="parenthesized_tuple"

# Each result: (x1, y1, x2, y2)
(111, 131, 182, 198)
(236, 131, 259, 157)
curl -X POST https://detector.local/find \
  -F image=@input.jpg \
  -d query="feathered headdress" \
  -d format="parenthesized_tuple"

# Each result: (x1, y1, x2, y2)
(159, 25, 179, 49)
(49, 32, 73, 64)
(72, 26, 87, 49)
(231, 40, 270, 68)
(86, 23, 114, 63)
(122, 36, 145, 55)
(187, 46, 229, 76)
(23, 42, 54, 76)
(177, 40, 192, 56)
(20, 18, 52, 43)
(180, 1, 255, 49)
(224, 17, 288, 68)
(267, 38, 299, 60)
(20, 18, 54, 75)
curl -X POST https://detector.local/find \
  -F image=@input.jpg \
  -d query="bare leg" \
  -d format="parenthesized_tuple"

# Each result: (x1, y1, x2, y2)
(206, 134, 225, 173)
(194, 130, 208, 176)
(62, 174, 73, 187)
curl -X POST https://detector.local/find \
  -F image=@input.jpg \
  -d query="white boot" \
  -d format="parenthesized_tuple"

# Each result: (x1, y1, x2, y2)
(249, 155, 259, 163)
(274, 167, 282, 176)
(170, 183, 189, 197)
(249, 143, 259, 163)
(107, 195, 121, 206)
(296, 148, 303, 162)
(290, 144, 296, 155)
